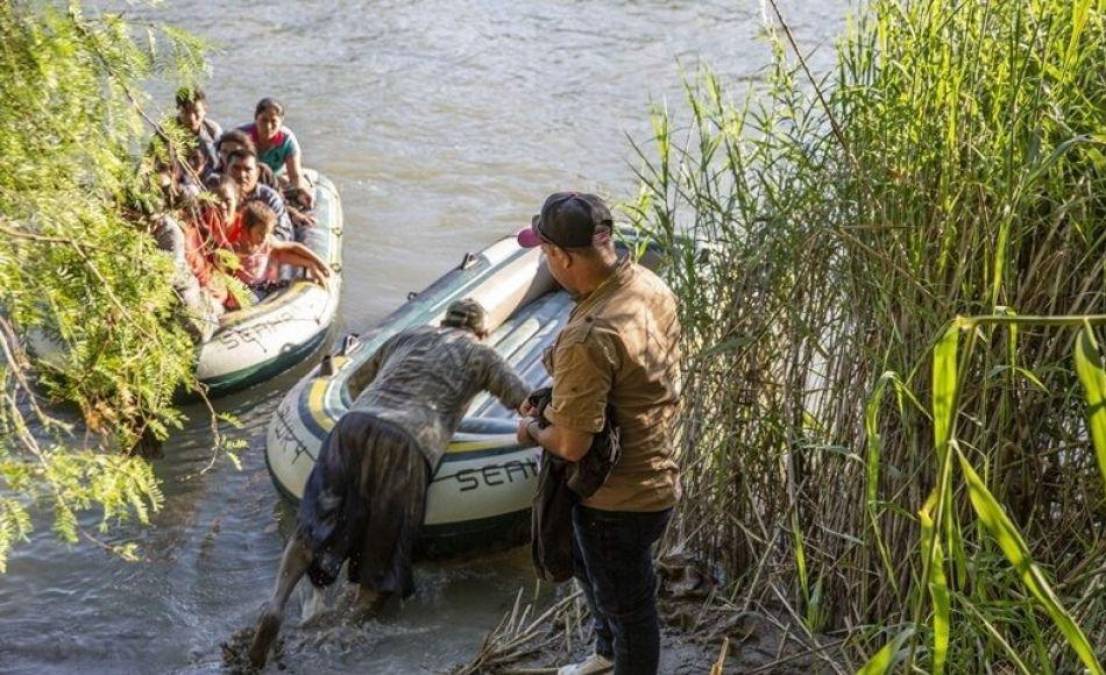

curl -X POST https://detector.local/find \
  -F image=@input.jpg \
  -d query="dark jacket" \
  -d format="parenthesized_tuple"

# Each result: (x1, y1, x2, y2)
(529, 387, 621, 582)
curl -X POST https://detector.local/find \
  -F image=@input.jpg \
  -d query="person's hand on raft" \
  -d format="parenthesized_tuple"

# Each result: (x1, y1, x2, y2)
(296, 183, 315, 210)
(289, 205, 317, 229)
(308, 264, 331, 286)
(516, 417, 539, 446)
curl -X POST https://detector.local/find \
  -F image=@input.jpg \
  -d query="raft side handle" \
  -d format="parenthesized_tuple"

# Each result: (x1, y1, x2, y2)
(339, 333, 360, 356)
(319, 354, 335, 377)
(459, 252, 478, 270)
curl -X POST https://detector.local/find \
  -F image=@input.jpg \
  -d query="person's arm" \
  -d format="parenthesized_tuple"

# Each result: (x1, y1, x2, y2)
(516, 331, 614, 460)
(287, 203, 317, 229)
(476, 345, 529, 412)
(269, 241, 331, 283)
(522, 421, 593, 462)
(150, 215, 194, 288)
(284, 131, 313, 209)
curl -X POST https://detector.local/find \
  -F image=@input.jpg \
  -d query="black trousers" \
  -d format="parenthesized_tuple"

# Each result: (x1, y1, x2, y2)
(572, 504, 673, 675)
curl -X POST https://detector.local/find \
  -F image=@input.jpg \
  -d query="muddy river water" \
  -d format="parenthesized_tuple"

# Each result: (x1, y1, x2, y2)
(0, 1, 844, 672)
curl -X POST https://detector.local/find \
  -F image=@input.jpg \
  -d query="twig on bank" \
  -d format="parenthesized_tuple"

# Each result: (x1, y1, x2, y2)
(185, 382, 232, 479)
(741, 527, 780, 613)
(0, 214, 117, 255)
(774, 624, 791, 662)
(745, 637, 849, 675)
(457, 590, 583, 675)
(710, 637, 730, 675)
(768, 585, 850, 675)
(0, 223, 97, 247)
(0, 315, 63, 434)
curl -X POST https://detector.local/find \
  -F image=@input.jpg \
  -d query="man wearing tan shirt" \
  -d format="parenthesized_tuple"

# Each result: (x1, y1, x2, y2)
(516, 192, 682, 675)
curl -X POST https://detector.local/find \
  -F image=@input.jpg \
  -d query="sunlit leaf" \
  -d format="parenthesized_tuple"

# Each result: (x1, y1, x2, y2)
(957, 447, 1104, 675)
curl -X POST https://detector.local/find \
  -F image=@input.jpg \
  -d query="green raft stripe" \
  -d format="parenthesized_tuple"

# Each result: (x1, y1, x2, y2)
(193, 329, 329, 398)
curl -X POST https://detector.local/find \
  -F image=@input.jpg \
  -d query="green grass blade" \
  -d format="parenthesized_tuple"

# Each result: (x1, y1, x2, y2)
(956, 446, 1105, 674)
(919, 488, 950, 675)
(991, 219, 1011, 307)
(865, 371, 897, 508)
(1073, 326, 1106, 493)
(932, 322, 960, 465)
(864, 371, 903, 598)
(1067, 0, 1094, 71)
(790, 504, 810, 619)
(855, 627, 915, 675)
(912, 322, 961, 675)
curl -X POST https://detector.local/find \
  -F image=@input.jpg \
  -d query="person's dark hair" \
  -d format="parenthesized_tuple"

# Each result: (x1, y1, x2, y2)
(186, 145, 207, 171)
(441, 298, 488, 336)
(254, 97, 285, 118)
(241, 199, 277, 232)
(214, 174, 237, 194)
(215, 129, 256, 155)
(175, 87, 207, 109)
(203, 173, 237, 195)
(152, 155, 181, 181)
(227, 148, 258, 167)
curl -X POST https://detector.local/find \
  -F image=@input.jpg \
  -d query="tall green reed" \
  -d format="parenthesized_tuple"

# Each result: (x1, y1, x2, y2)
(629, 0, 1106, 670)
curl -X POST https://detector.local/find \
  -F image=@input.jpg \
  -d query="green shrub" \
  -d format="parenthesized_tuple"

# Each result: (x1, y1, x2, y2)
(0, 1, 207, 570)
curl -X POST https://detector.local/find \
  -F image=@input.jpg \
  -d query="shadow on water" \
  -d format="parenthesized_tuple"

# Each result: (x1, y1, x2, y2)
(4, 1, 846, 672)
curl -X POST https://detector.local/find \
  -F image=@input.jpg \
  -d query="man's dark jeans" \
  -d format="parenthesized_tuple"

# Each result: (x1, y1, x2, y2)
(572, 504, 673, 675)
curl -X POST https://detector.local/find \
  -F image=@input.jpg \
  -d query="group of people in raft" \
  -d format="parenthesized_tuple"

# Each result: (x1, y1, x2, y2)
(144, 88, 330, 341)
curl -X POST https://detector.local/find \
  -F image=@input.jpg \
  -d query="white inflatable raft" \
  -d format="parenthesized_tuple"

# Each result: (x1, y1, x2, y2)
(265, 231, 661, 554)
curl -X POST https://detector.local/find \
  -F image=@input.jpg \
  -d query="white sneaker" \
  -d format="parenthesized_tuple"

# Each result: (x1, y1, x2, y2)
(557, 653, 613, 675)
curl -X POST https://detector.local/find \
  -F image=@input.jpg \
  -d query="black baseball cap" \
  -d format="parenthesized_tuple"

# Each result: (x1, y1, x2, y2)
(517, 192, 613, 249)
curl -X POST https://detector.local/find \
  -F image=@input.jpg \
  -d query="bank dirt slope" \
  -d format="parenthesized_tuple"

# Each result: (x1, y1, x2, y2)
(457, 554, 845, 674)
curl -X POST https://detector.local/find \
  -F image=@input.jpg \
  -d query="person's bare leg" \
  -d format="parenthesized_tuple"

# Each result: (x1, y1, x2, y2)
(248, 535, 313, 668)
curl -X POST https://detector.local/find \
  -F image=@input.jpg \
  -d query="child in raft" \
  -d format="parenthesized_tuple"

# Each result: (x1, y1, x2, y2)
(197, 175, 241, 250)
(232, 200, 330, 304)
